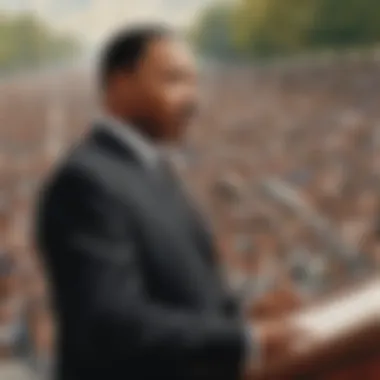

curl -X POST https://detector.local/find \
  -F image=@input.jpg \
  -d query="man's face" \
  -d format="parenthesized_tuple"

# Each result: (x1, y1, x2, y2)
(131, 37, 198, 142)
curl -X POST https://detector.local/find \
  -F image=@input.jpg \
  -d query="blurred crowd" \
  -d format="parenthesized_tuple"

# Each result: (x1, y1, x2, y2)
(0, 54, 380, 364)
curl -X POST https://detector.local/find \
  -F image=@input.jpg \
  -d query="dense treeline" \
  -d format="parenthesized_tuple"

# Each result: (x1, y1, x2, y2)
(193, 0, 380, 59)
(0, 12, 81, 73)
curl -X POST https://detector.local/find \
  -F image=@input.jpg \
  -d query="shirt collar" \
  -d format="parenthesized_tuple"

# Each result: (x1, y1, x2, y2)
(96, 114, 158, 168)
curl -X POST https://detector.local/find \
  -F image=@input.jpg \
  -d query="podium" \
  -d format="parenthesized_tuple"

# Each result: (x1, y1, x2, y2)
(250, 278, 380, 379)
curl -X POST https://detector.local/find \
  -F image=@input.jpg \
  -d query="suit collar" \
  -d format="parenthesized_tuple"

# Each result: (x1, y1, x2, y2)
(94, 114, 158, 169)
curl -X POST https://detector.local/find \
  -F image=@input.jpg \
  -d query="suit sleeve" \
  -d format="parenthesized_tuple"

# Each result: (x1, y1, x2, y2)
(38, 166, 247, 367)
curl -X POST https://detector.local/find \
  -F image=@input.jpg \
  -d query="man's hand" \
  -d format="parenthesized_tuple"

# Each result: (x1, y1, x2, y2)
(244, 319, 313, 379)
(258, 319, 297, 358)
(249, 287, 303, 319)
(254, 319, 311, 361)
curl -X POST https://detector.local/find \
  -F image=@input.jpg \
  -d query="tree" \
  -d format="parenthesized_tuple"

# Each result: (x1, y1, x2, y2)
(193, 0, 380, 59)
(192, 4, 240, 60)
(308, 0, 380, 48)
(0, 12, 82, 74)
(233, 0, 319, 56)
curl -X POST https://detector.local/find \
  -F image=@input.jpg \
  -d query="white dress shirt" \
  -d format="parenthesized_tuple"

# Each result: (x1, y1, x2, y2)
(96, 114, 158, 169)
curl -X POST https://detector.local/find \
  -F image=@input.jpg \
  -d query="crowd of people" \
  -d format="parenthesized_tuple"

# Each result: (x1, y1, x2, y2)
(0, 53, 380, 364)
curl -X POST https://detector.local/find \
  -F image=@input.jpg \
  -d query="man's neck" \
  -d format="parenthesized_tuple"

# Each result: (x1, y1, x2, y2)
(101, 103, 178, 147)
(98, 112, 158, 167)
(102, 107, 155, 141)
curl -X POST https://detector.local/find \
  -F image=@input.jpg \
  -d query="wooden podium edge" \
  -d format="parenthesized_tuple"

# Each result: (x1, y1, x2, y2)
(249, 321, 380, 379)
(249, 278, 380, 379)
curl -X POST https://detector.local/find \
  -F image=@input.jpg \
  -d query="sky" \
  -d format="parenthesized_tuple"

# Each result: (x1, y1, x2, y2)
(0, 0, 222, 46)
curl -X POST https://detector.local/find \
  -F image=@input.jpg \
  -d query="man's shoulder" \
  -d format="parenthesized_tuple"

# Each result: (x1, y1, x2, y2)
(43, 133, 140, 202)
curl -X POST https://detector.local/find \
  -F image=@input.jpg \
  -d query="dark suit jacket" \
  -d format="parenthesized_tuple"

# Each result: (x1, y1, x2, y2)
(35, 125, 247, 380)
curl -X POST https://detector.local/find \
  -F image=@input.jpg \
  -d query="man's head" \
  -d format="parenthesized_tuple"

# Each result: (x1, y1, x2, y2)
(100, 24, 198, 142)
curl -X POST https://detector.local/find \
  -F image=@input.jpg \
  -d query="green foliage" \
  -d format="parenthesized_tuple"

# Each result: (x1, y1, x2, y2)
(309, 0, 380, 48)
(233, 0, 318, 56)
(191, 4, 242, 61)
(0, 12, 81, 73)
(193, 0, 380, 59)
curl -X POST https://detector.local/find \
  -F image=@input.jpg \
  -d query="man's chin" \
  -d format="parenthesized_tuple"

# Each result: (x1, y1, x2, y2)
(168, 122, 188, 142)
(156, 131, 181, 145)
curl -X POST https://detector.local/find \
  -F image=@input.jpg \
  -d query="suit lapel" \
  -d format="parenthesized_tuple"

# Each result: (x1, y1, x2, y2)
(89, 124, 217, 267)
(158, 162, 217, 265)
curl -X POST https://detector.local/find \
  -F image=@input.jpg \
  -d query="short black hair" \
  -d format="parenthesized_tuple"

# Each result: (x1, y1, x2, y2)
(99, 24, 173, 88)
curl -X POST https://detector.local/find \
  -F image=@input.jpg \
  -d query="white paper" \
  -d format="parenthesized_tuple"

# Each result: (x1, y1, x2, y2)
(292, 280, 380, 340)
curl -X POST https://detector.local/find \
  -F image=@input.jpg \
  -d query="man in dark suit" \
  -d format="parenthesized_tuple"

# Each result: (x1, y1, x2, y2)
(35, 25, 300, 380)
